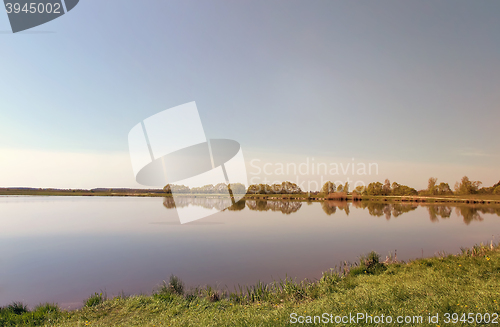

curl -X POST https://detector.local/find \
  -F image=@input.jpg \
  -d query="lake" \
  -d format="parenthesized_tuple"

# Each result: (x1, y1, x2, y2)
(1, 196, 499, 309)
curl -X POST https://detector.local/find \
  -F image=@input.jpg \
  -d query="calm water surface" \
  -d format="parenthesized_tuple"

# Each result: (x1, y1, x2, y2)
(1, 196, 499, 308)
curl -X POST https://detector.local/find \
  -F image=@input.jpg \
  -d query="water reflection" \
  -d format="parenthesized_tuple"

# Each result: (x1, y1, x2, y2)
(322, 200, 350, 215)
(427, 205, 452, 222)
(423, 204, 500, 225)
(163, 197, 233, 211)
(351, 202, 418, 220)
(227, 200, 246, 211)
(453, 205, 500, 225)
(245, 200, 302, 214)
(3, 196, 500, 309)
(162, 197, 500, 224)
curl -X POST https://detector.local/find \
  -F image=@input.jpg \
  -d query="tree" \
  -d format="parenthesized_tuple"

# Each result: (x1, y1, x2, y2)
(343, 182, 349, 194)
(247, 184, 261, 194)
(382, 179, 391, 195)
(436, 182, 452, 195)
(391, 182, 418, 196)
(229, 183, 246, 195)
(279, 181, 302, 194)
(164, 184, 190, 194)
(454, 176, 482, 195)
(366, 182, 384, 195)
(337, 185, 343, 192)
(215, 183, 229, 193)
(321, 181, 336, 194)
(478, 180, 500, 194)
(355, 185, 366, 194)
(191, 184, 215, 194)
(427, 177, 438, 195)
(246, 182, 302, 195)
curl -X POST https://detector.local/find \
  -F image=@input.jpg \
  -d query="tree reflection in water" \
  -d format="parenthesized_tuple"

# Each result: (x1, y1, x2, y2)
(427, 205, 452, 222)
(452, 205, 500, 225)
(163, 197, 232, 211)
(322, 200, 349, 216)
(350, 202, 418, 220)
(245, 200, 302, 214)
(227, 200, 246, 211)
(163, 197, 500, 223)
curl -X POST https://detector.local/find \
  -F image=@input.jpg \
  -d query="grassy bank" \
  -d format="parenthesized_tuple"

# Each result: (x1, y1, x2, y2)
(2, 243, 500, 326)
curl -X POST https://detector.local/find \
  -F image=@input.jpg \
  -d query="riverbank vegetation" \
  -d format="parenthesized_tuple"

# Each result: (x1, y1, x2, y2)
(2, 242, 499, 326)
(1, 176, 499, 202)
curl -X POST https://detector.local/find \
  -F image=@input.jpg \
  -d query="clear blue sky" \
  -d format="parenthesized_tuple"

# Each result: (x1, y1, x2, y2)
(1, 1, 499, 189)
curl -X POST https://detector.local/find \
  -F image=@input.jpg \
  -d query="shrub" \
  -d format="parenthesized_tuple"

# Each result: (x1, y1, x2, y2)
(6, 302, 28, 315)
(158, 275, 184, 296)
(84, 292, 104, 307)
(33, 303, 59, 314)
(203, 286, 220, 302)
(350, 251, 386, 276)
(0, 302, 61, 326)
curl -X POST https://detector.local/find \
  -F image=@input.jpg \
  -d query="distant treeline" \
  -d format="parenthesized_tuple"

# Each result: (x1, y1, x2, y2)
(246, 181, 303, 194)
(161, 176, 500, 196)
(317, 180, 418, 196)
(244, 176, 500, 196)
(2, 176, 498, 197)
(330, 176, 500, 196)
(0, 187, 166, 194)
(163, 183, 247, 194)
(91, 188, 165, 194)
(163, 181, 303, 195)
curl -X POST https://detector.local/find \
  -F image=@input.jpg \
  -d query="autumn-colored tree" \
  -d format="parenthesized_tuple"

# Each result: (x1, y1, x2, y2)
(321, 181, 336, 194)
(436, 182, 453, 195)
(246, 182, 302, 195)
(382, 179, 391, 195)
(477, 180, 500, 194)
(366, 182, 384, 195)
(355, 185, 366, 194)
(228, 183, 247, 195)
(454, 176, 482, 195)
(163, 184, 190, 193)
(391, 182, 418, 196)
(427, 177, 438, 195)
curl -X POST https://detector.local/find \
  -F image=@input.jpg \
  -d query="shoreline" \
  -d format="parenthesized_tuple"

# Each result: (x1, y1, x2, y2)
(2, 189, 500, 205)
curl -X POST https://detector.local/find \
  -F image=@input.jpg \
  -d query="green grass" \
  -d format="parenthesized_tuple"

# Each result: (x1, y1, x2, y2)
(84, 293, 105, 308)
(3, 243, 500, 326)
(0, 303, 61, 326)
